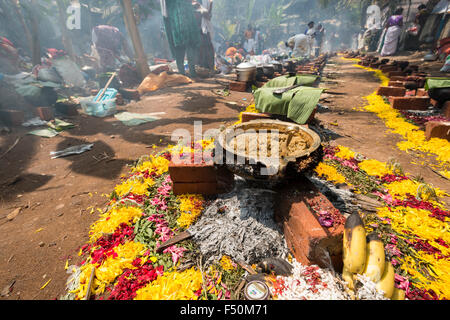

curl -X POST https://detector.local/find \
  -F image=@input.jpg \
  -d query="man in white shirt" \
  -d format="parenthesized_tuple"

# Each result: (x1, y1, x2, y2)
(286, 34, 314, 58)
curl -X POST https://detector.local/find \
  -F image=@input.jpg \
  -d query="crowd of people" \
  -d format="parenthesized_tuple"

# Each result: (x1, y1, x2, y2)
(361, 3, 432, 57)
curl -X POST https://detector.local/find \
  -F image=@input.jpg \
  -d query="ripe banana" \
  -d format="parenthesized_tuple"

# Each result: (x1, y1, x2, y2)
(376, 261, 395, 299)
(391, 287, 406, 300)
(362, 233, 386, 282)
(342, 266, 355, 290)
(343, 212, 367, 274)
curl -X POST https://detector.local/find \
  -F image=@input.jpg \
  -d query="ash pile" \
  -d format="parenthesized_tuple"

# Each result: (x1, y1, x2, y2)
(188, 178, 289, 266)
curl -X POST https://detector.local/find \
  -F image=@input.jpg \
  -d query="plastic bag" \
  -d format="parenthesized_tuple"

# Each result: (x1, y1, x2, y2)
(137, 71, 193, 95)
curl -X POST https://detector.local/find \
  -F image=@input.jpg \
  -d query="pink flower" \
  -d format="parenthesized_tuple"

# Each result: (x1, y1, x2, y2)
(163, 245, 187, 264)
(342, 160, 359, 171)
(386, 244, 403, 257)
(395, 273, 410, 293)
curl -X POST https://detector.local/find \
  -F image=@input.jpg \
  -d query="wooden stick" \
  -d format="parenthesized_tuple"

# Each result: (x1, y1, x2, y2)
(156, 231, 192, 253)
(430, 168, 450, 181)
(236, 260, 257, 275)
(0, 137, 20, 160)
(96, 72, 117, 102)
(84, 267, 95, 300)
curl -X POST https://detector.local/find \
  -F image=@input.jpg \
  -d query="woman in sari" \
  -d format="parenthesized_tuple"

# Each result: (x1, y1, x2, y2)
(160, 0, 202, 78)
(381, 7, 404, 57)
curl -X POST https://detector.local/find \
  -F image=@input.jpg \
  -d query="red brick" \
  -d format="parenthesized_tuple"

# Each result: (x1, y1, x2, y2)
(169, 160, 217, 183)
(405, 76, 426, 88)
(380, 65, 398, 73)
(36, 107, 54, 121)
(377, 86, 406, 97)
(416, 88, 429, 97)
(172, 182, 218, 195)
(0, 110, 24, 126)
(425, 121, 450, 141)
(443, 101, 450, 118)
(390, 76, 407, 82)
(389, 96, 430, 110)
(55, 103, 79, 116)
(275, 178, 345, 271)
(241, 112, 272, 123)
(388, 81, 405, 88)
(172, 167, 234, 195)
(388, 71, 406, 78)
(229, 81, 248, 92)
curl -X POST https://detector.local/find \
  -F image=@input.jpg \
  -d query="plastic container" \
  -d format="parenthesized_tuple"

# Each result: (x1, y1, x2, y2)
(80, 88, 118, 117)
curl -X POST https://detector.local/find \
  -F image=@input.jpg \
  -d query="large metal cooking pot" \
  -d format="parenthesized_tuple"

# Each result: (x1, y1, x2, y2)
(263, 64, 275, 78)
(236, 62, 256, 82)
(216, 119, 322, 182)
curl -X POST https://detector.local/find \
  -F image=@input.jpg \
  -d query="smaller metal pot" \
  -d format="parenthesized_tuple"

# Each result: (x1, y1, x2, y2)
(256, 66, 265, 81)
(236, 62, 256, 82)
(263, 64, 275, 78)
(271, 61, 282, 73)
(428, 87, 450, 104)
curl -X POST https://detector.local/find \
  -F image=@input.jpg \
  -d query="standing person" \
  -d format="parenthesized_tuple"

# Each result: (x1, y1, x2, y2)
(254, 27, 264, 55)
(244, 25, 254, 42)
(404, 4, 429, 50)
(160, 0, 202, 78)
(305, 21, 315, 36)
(364, 3, 382, 52)
(314, 24, 325, 57)
(243, 24, 255, 55)
(286, 33, 314, 58)
(415, 4, 430, 38)
(380, 7, 404, 57)
(194, 0, 215, 71)
(91, 25, 134, 72)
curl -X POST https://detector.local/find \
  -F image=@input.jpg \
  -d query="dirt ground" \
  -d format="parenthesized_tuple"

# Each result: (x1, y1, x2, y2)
(0, 56, 448, 300)
(0, 78, 249, 300)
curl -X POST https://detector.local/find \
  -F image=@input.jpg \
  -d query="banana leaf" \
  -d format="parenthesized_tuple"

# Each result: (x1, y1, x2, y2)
(254, 86, 323, 125)
(425, 77, 450, 90)
(263, 75, 318, 88)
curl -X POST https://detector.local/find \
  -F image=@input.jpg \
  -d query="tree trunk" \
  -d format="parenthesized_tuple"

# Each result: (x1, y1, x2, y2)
(29, 0, 41, 66)
(121, 0, 150, 80)
(56, 0, 77, 62)
(9, 0, 38, 64)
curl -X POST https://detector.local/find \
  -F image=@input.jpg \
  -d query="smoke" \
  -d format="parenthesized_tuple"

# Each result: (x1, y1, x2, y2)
(210, 0, 366, 52)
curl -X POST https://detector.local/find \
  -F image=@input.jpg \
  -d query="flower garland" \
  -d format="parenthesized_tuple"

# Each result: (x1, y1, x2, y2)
(315, 144, 450, 299)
